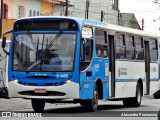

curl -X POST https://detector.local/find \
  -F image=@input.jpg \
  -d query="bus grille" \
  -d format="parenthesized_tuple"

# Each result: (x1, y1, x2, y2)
(18, 91, 66, 96)
(18, 81, 65, 86)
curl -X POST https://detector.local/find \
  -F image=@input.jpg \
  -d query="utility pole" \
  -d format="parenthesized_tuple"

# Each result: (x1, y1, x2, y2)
(118, 9, 120, 25)
(0, 0, 3, 38)
(101, 11, 104, 22)
(65, 0, 69, 16)
(85, 0, 90, 19)
(142, 18, 144, 30)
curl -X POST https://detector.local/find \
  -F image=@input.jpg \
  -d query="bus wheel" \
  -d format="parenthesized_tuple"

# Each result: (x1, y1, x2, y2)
(123, 98, 132, 107)
(123, 83, 142, 107)
(80, 100, 88, 107)
(131, 83, 142, 107)
(88, 86, 98, 112)
(31, 99, 45, 112)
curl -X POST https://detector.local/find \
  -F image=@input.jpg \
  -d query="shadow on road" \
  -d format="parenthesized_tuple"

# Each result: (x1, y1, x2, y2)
(40, 104, 152, 117)
(43, 104, 125, 114)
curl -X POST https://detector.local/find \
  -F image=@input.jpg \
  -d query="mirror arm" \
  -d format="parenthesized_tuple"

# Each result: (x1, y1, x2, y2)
(3, 48, 9, 55)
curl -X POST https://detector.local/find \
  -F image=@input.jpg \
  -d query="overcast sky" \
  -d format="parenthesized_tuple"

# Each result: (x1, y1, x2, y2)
(119, 0, 160, 34)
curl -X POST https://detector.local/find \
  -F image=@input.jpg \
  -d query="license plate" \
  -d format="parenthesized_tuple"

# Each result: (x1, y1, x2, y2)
(34, 88, 46, 93)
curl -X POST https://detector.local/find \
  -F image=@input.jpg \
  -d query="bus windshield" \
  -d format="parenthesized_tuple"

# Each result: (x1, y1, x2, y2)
(12, 33, 76, 72)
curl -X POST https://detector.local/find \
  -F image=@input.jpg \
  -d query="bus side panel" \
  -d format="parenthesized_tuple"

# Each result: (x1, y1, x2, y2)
(150, 63, 159, 95)
(115, 61, 145, 98)
(79, 58, 109, 100)
(115, 61, 132, 98)
(132, 62, 145, 95)
(80, 72, 94, 99)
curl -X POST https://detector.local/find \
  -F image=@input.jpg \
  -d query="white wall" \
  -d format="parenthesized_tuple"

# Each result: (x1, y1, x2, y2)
(5, 0, 40, 19)
(26, 0, 41, 17)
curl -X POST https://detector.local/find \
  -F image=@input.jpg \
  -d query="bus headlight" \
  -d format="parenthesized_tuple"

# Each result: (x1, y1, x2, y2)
(14, 79, 18, 83)
(66, 80, 71, 83)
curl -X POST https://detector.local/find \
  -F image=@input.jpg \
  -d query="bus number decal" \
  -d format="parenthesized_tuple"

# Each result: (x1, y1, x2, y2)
(84, 84, 89, 88)
(56, 74, 69, 78)
(95, 64, 99, 72)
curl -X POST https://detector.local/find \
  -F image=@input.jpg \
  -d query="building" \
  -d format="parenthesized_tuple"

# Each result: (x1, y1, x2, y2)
(41, 0, 53, 16)
(119, 13, 141, 30)
(68, 0, 119, 25)
(1, 0, 41, 39)
(1, 0, 69, 38)
(52, 0, 73, 16)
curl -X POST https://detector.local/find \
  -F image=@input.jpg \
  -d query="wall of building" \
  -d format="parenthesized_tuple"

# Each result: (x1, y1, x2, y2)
(27, 0, 41, 17)
(2, 0, 42, 38)
(4, 0, 15, 19)
(4, 0, 41, 19)
(41, 1, 53, 16)
(11, 0, 28, 19)
(2, 19, 15, 39)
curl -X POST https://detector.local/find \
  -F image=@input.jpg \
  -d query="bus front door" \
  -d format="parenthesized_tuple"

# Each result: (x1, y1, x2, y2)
(144, 41, 150, 95)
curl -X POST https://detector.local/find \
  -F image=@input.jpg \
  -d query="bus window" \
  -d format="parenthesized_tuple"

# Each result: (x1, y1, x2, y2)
(150, 39, 158, 62)
(80, 38, 93, 71)
(13, 33, 76, 72)
(135, 36, 144, 60)
(125, 34, 135, 60)
(95, 29, 107, 58)
(115, 33, 125, 59)
(86, 39, 93, 60)
(82, 27, 92, 38)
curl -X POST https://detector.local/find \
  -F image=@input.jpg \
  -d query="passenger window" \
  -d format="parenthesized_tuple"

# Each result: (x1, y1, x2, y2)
(80, 38, 93, 71)
(95, 29, 107, 58)
(135, 36, 144, 60)
(80, 27, 93, 71)
(150, 39, 158, 62)
(115, 33, 125, 59)
(126, 34, 135, 60)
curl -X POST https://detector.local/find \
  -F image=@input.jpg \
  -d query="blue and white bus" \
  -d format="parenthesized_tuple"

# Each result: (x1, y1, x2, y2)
(2, 16, 160, 112)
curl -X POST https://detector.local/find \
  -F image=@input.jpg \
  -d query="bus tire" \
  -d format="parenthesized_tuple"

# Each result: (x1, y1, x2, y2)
(80, 100, 88, 107)
(87, 85, 98, 112)
(123, 83, 142, 107)
(123, 98, 132, 107)
(131, 83, 142, 107)
(153, 90, 160, 99)
(31, 99, 45, 113)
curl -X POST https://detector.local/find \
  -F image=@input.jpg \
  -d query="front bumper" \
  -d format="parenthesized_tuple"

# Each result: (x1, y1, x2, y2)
(8, 81, 79, 99)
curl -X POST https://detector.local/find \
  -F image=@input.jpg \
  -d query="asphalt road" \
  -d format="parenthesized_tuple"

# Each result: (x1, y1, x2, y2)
(0, 97, 159, 120)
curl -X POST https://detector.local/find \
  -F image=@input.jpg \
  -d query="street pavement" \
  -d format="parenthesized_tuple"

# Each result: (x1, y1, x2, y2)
(0, 97, 159, 120)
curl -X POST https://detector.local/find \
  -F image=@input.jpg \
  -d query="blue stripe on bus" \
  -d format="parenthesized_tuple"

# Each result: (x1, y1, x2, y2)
(115, 79, 159, 82)
(85, 78, 159, 83)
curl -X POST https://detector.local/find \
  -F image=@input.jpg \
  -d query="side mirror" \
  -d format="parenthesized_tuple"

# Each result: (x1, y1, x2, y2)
(2, 36, 9, 55)
(1, 30, 13, 56)
(2, 37, 6, 48)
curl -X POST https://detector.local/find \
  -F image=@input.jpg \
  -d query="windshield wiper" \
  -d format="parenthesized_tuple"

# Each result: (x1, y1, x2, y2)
(28, 33, 37, 50)
(27, 32, 62, 71)
(47, 31, 62, 50)
(26, 59, 41, 71)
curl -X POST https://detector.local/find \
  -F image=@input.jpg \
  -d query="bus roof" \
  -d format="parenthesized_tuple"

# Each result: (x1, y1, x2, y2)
(15, 16, 158, 38)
